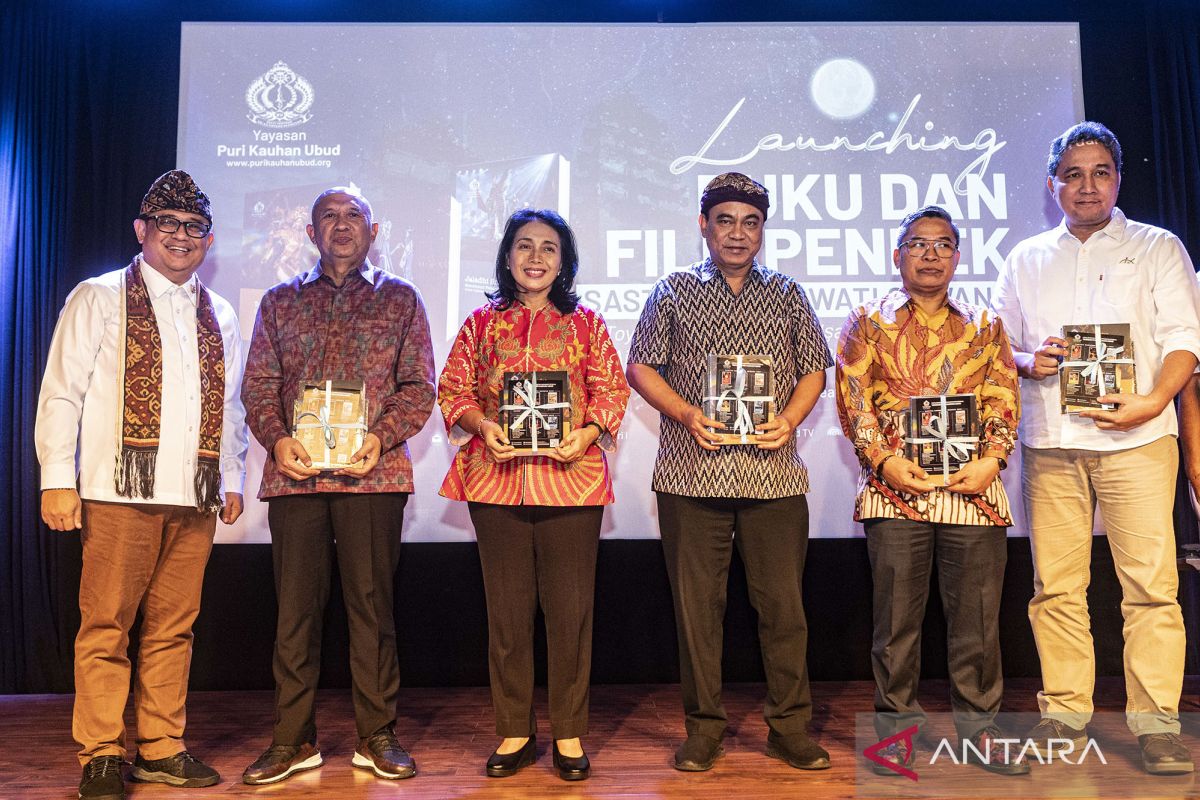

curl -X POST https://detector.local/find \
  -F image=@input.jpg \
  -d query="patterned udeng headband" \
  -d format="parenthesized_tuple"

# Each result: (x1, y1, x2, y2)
(140, 169, 213, 224)
(700, 172, 770, 218)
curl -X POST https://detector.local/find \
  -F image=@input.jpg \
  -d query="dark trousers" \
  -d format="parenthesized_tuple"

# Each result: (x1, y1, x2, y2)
(468, 502, 602, 740)
(267, 492, 408, 745)
(864, 518, 1007, 740)
(655, 492, 813, 741)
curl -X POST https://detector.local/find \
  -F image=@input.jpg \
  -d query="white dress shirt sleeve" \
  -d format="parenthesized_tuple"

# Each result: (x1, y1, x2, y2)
(992, 251, 1028, 354)
(218, 302, 249, 496)
(35, 282, 109, 490)
(1146, 233, 1200, 370)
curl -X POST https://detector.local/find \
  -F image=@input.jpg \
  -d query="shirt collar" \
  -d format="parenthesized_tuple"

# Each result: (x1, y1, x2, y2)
(137, 253, 199, 305)
(882, 286, 970, 322)
(302, 259, 378, 286)
(1055, 206, 1129, 244)
(698, 258, 768, 284)
(495, 299, 564, 319)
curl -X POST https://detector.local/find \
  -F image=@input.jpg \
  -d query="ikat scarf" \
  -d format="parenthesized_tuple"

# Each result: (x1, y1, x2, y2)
(114, 258, 225, 512)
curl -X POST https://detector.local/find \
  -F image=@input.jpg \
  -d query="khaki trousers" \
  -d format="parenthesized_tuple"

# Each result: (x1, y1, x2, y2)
(1022, 437, 1184, 735)
(74, 500, 216, 764)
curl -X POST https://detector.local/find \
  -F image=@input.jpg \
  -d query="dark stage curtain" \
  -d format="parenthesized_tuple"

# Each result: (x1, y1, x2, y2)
(1146, 0, 1200, 672)
(1148, 0, 1200, 257)
(0, 3, 182, 693)
(0, 8, 75, 692)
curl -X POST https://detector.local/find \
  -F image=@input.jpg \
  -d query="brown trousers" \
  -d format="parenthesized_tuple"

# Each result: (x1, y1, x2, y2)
(468, 502, 603, 740)
(267, 493, 408, 744)
(74, 500, 216, 764)
(656, 492, 814, 741)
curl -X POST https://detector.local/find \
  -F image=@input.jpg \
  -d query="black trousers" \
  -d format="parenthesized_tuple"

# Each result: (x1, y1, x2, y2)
(267, 492, 408, 745)
(656, 492, 813, 741)
(863, 518, 1007, 740)
(468, 502, 602, 740)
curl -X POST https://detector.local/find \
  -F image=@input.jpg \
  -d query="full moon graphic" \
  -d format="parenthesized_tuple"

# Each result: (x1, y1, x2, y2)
(810, 58, 876, 120)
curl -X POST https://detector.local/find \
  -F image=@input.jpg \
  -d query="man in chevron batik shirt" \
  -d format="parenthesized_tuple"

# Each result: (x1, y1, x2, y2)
(627, 172, 833, 774)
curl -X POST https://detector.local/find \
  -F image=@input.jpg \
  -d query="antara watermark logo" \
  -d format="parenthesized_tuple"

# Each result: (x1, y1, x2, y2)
(863, 724, 1108, 781)
(245, 61, 314, 129)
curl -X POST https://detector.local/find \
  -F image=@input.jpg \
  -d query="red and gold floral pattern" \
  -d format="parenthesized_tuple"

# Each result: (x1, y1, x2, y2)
(836, 288, 1019, 525)
(439, 302, 630, 506)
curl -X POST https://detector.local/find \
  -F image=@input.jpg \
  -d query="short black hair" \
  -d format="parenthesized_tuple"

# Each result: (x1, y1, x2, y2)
(489, 208, 580, 315)
(1047, 121, 1123, 177)
(895, 205, 960, 248)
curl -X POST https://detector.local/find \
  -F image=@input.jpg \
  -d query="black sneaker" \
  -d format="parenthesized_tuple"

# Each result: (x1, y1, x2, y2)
(79, 755, 124, 800)
(131, 750, 220, 787)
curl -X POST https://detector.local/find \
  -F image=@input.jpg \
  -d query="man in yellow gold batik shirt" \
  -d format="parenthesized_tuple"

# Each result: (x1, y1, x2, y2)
(835, 205, 1025, 776)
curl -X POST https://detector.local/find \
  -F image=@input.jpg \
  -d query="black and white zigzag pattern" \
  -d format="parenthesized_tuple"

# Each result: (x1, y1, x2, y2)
(628, 259, 832, 499)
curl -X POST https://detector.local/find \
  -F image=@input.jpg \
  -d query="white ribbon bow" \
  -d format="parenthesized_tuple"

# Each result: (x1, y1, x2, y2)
(498, 372, 571, 452)
(294, 380, 366, 462)
(905, 395, 977, 480)
(1059, 325, 1133, 399)
(702, 355, 772, 444)
(296, 403, 336, 450)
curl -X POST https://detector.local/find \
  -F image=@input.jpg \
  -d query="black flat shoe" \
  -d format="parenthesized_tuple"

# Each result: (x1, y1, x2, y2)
(552, 741, 590, 781)
(485, 737, 536, 778)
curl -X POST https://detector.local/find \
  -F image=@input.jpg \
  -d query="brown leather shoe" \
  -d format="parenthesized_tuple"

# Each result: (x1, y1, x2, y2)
(242, 743, 323, 785)
(766, 731, 831, 770)
(673, 734, 723, 771)
(352, 725, 416, 779)
(1025, 717, 1088, 759)
(869, 740, 916, 777)
(963, 726, 1030, 776)
(1139, 733, 1194, 775)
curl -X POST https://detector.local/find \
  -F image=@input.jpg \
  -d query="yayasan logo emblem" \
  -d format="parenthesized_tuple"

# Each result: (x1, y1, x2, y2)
(246, 61, 314, 128)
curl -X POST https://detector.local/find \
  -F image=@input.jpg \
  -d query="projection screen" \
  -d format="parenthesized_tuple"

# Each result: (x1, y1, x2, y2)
(177, 22, 1085, 542)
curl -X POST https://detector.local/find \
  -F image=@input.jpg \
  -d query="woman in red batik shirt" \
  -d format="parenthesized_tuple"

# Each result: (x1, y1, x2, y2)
(438, 208, 629, 781)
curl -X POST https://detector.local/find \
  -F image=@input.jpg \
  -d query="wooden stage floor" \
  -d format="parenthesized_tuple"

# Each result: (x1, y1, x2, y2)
(2, 678, 1199, 799)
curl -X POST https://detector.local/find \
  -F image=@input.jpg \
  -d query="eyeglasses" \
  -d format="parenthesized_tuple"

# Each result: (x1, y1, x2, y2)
(142, 214, 211, 239)
(899, 238, 957, 258)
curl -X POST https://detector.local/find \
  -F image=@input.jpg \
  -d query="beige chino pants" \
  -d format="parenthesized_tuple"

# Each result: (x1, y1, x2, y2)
(1022, 436, 1184, 735)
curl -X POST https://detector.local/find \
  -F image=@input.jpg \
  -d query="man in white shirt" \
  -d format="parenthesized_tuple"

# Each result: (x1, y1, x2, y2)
(36, 171, 248, 800)
(994, 122, 1200, 775)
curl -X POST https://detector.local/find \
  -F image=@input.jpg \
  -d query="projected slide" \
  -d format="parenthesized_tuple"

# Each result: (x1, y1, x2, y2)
(178, 22, 1084, 542)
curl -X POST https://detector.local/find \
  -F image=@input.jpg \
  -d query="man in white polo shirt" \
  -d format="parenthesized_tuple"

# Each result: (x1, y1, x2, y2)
(994, 121, 1200, 775)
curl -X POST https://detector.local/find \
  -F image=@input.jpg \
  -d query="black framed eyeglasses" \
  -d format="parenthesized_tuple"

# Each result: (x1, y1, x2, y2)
(899, 238, 957, 258)
(142, 214, 211, 239)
